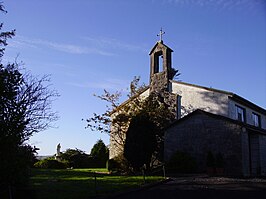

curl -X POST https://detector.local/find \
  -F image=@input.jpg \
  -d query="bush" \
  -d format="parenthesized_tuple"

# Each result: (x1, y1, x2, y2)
(88, 156, 107, 168)
(107, 154, 130, 173)
(107, 158, 118, 172)
(166, 151, 197, 173)
(59, 148, 107, 168)
(34, 158, 67, 169)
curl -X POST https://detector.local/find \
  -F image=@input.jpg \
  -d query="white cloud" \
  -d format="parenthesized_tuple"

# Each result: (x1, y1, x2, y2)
(9, 36, 115, 56)
(83, 36, 148, 53)
(8, 35, 148, 57)
(168, 0, 265, 12)
(67, 78, 130, 91)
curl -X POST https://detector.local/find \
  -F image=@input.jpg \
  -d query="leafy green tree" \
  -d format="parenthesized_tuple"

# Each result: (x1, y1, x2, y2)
(123, 92, 175, 171)
(90, 139, 109, 167)
(124, 113, 157, 171)
(86, 75, 177, 171)
(60, 148, 89, 168)
(34, 158, 67, 169)
(85, 76, 146, 154)
(0, 3, 58, 195)
(90, 139, 108, 158)
(60, 148, 85, 160)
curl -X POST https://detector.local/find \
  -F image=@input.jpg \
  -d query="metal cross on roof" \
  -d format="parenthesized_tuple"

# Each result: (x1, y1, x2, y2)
(157, 28, 165, 42)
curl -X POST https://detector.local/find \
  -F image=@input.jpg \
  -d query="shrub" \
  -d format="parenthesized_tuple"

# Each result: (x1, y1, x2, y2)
(107, 154, 131, 174)
(107, 158, 118, 172)
(166, 151, 197, 173)
(87, 156, 107, 168)
(59, 148, 107, 168)
(34, 158, 67, 169)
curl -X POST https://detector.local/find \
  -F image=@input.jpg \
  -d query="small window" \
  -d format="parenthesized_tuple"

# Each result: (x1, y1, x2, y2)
(252, 112, 261, 127)
(235, 105, 246, 122)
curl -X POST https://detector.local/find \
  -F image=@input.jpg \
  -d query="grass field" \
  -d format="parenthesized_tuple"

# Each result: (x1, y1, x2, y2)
(29, 168, 164, 199)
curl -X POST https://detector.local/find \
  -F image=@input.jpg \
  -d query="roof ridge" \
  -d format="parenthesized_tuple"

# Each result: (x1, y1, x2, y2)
(166, 109, 266, 133)
(170, 80, 234, 95)
(170, 80, 266, 113)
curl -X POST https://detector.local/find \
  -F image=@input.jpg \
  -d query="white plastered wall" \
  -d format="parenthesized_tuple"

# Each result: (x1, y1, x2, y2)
(170, 82, 229, 118)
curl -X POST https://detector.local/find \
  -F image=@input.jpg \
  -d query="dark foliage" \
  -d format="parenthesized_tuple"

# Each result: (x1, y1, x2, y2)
(169, 67, 181, 80)
(0, 3, 58, 192)
(124, 113, 157, 171)
(0, 4, 15, 59)
(34, 158, 67, 169)
(106, 158, 119, 172)
(60, 148, 89, 168)
(58, 141, 109, 169)
(90, 139, 109, 167)
(107, 154, 130, 173)
(0, 62, 58, 186)
(0, 144, 38, 187)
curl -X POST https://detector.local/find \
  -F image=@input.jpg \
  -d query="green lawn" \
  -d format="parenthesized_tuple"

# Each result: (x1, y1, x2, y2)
(30, 168, 164, 199)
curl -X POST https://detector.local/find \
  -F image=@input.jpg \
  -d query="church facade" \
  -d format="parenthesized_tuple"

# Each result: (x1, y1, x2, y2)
(109, 39, 266, 176)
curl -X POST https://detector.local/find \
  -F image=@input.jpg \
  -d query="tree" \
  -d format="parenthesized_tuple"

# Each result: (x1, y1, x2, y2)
(86, 73, 178, 170)
(123, 113, 157, 171)
(60, 148, 85, 161)
(85, 76, 146, 135)
(0, 3, 59, 194)
(90, 139, 109, 159)
(85, 40, 180, 169)
(90, 139, 109, 167)
(129, 76, 146, 97)
(86, 82, 176, 171)
(0, 4, 15, 59)
(60, 148, 89, 168)
(85, 76, 146, 155)
(122, 91, 176, 171)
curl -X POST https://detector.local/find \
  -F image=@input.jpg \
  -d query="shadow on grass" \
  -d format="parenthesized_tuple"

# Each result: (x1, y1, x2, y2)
(29, 169, 163, 199)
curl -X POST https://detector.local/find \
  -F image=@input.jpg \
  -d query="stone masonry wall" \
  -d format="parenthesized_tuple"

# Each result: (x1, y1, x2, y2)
(150, 71, 168, 93)
(164, 112, 243, 176)
(259, 135, 266, 176)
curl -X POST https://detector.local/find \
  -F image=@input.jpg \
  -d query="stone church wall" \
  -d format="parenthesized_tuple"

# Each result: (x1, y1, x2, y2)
(109, 89, 150, 159)
(164, 112, 243, 176)
(109, 39, 266, 166)
(150, 71, 168, 92)
(241, 130, 250, 176)
(109, 124, 126, 159)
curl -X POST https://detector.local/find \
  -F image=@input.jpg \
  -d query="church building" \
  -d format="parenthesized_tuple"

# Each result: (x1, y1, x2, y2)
(109, 32, 266, 176)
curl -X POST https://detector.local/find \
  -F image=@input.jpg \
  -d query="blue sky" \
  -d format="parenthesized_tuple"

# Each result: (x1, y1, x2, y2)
(2, 0, 266, 155)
